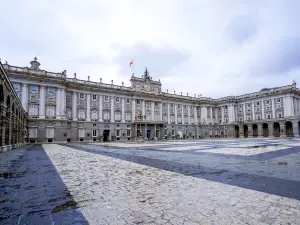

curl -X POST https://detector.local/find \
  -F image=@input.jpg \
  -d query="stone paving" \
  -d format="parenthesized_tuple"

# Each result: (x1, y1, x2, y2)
(1, 138, 300, 224)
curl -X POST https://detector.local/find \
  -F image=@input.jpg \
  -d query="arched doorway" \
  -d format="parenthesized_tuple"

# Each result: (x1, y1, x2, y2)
(243, 125, 249, 138)
(285, 121, 293, 137)
(252, 124, 258, 137)
(262, 123, 269, 137)
(273, 122, 280, 137)
(234, 125, 239, 138)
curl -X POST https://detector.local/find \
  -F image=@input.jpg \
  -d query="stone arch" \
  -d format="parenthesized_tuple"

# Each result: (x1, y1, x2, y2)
(252, 124, 258, 137)
(273, 122, 280, 137)
(262, 123, 269, 137)
(285, 121, 293, 137)
(243, 124, 249, 138)
(234, 125, 239, 138)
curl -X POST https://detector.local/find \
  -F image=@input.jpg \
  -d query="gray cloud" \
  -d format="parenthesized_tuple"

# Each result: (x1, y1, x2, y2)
(225, 13, 258, 45)
(113, 43, 190, 79)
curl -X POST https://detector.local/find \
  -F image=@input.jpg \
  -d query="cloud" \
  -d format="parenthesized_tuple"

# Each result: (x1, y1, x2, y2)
(1, 0, 300, 98)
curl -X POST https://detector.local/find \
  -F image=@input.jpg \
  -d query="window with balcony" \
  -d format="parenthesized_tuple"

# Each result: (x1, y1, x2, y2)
(170, 115, 175, 123)
(125, 113, 131, 121)
(46, 106, 55, 117)
(91, 110, 98, 120)
(29, 105, 39, 116)
(103, 111, 110, 120)
(78, 110, 85, 120)
(115, 111, 121, 121)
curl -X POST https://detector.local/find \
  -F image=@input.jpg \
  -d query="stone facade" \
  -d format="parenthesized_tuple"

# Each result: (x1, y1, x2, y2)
(3, 58, 300, 143)
(0, 61, 27, 151)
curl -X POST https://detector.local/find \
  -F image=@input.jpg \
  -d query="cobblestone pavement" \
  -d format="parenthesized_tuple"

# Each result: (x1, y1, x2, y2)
(1, 139, 300, 224)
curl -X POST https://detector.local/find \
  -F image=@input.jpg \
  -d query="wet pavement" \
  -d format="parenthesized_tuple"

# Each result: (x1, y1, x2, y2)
(0, 145, 88, 225)
(1, 138, 300, 224)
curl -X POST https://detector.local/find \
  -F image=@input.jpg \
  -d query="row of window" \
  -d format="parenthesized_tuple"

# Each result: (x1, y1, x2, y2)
(239, 113, 283, 121)
(239, 98, 282, 109)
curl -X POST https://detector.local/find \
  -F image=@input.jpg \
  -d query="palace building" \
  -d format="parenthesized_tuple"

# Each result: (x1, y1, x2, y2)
(2, 58, 300, 143)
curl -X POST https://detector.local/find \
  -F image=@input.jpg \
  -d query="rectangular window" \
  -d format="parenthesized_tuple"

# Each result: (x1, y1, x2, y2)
(257, 116, 261, 120)
(29, 105, 39, 116)
(247, 117, 251, 120)
(170, 103, 173, 107)
(127, 98, 130, 104)
(239, 105, 242, 108)
(30, 85, 38, 93)
(125, 113, 131, 121)
(172, 130, 175, 136)
(136, 99, 140, 104)
(116, 97, 120, 103)
(116, 130, 120, 137)
(92, 130, 97, 137)
(267, 114, 271, 119)
(93, 124, 97, 127)
(225, 118, 228, 123)
(127, 129, 131, 137)
(46, 106, 55, 117)
(184, 105, 186, 109)
(266, 100, 270, 104)
(178, 104, 181, 109)
(248, 104, 251, 107)
(78, 110, 85, 119)
(104, 96, 109, 102)
(79, 93, 84, 99)
(28, 128, 37, 138)
(92, 94, 97, 100)
(277, 98, 281, 103)
(78, 129, 85, 138)
(155, 102, 158, 106)
(278, 113, 282, 118)
(115, 112, 121, 121)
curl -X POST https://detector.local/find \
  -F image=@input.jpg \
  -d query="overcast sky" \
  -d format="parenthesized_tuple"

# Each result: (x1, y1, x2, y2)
(1, 0, 300, 98)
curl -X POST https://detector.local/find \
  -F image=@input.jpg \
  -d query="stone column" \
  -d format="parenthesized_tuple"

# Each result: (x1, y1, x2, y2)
(182, 105, 184, 124)
(194, 107, 198, 124)
(188, 106, 191, 124)
(280, 124, 286, 137)
(60, 88, 66, 118)
(175, 104, 178, 124)
(39, 86, 45, 119)
(258, 124, 263, 137)
(121, 98, 125, 122)
(72, 91, 77, 121)
(167, 103, 170, 124)
(293, 122, 299, 137)
(151, 101, 154, 121)
(132, 98, 136, 121)
(99, 95, 103, 122)
(252, 102, 255, 120)
(160, 102, 163, 121)
(272, 99, 276, 119)
(56, 88, 61, 119)
(261, 101, 265, 120)
(154, 124, 157, 140)
(221, 106, 224, 124)
(210, 107, 213, 123)
(248, 125, 253, 138)
(111, 96, 115, 122)
(86, 94, 91, 121)
(22, 84, 28, 112)
(269, 123, 274, 137)
(243, 103, 246, 121)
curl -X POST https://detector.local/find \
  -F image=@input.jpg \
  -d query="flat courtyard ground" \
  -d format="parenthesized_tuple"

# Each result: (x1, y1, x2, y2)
(1, 138, 300, 225)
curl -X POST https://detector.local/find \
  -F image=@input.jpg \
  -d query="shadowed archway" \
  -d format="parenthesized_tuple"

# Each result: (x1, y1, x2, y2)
(262, 123, 269, 137)
(234, 125, 239, 138)
(273, 122, 280, 137)
(243, 125, 248, 138)
(285, 121, 293, 137)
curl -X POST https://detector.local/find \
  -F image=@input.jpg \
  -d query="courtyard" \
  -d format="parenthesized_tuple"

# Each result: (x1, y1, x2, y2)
(1, 138, 300, 225)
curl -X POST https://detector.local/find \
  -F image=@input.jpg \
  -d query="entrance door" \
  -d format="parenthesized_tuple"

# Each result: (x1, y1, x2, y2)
(147, 130, 151, 139)
(103, 130, 110, 142)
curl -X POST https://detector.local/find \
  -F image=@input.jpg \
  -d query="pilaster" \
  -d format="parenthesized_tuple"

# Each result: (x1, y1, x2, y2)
(121, 98, 125, 122)
(99, 95, 103, 122)
(72, 91, 77, 121)
(86, 94, 91, 121)
(111, 96, 115, 122)
(151, 101, 154, 121)
(56, 88, 61, 119)
(39, 86, 45, 119)
(167, 103, 170, 124)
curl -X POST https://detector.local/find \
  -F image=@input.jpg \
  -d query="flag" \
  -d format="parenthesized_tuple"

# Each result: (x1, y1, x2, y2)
(129, 60, 134, 67)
